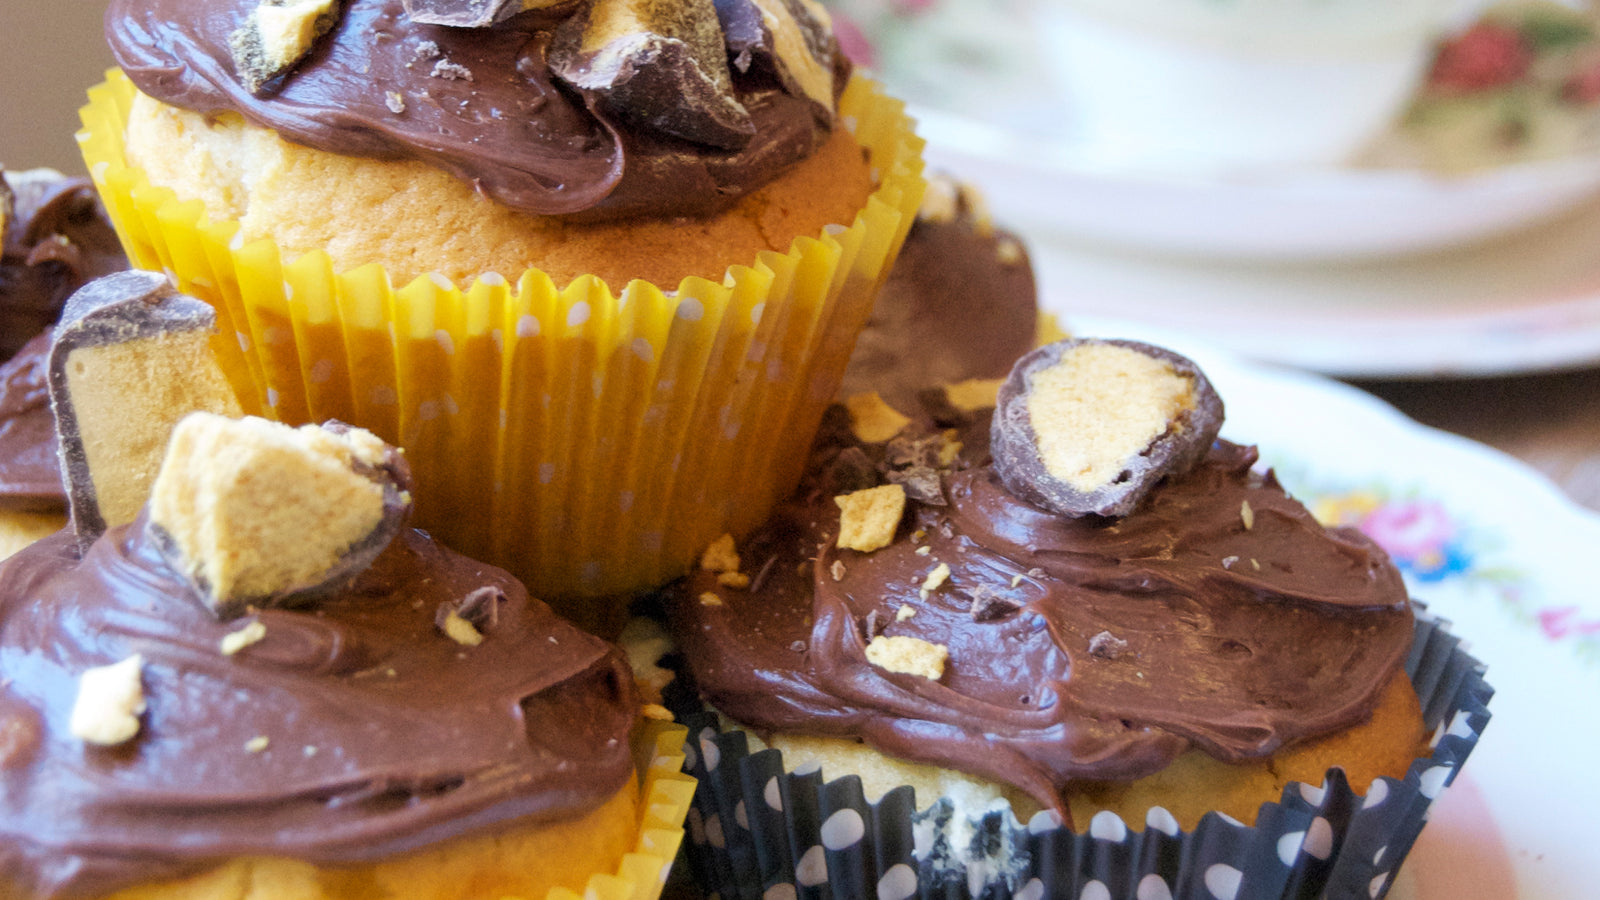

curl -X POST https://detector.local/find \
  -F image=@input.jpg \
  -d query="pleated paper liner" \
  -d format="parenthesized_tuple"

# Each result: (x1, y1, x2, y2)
(558, 717, 696, 900)
(78, 70, 926, 618)
(670, 611, 1492, 899)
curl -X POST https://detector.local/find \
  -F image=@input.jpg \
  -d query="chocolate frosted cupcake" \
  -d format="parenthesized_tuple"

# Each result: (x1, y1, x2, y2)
(663, 339, 1491, 898)
(0, 413, 690, 898)
(80, 0, 925, 607)
(0, 275, 692, 899)
(838, 174, 1042, 414)
(0, 169, 130, 556)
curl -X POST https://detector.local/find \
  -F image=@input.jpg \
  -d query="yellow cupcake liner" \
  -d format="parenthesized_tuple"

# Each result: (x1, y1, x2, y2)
(79, 69, 926, 609)
(552, 717, 695, 900)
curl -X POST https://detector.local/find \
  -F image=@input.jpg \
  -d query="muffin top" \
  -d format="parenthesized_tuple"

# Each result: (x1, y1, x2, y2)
(0, 411, 638, 899)
(106, 0, 848, 220)
(671, 342, 1414, 811)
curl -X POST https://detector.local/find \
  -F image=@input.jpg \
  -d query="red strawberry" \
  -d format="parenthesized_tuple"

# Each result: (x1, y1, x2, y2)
(1427, 23, 1534, 93)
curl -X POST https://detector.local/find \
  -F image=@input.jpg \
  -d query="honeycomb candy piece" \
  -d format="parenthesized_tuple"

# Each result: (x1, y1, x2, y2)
(990, 339, 1223, 518)
(48, 271, 243, 551)
(549, 0, 755, 148)
(146, 414, 412, 619)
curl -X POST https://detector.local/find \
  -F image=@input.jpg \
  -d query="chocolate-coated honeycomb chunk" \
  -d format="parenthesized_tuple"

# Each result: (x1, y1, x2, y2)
(48, 271, 243, 551)
(549, 0, 755, 148)
(402, 0, 570, 28)
(146, 415, 412, 619)
(991, 339, 1223, 518)
(231, 0, 344, 94)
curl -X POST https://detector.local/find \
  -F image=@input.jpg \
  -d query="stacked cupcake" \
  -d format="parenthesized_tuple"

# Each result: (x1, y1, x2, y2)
(662, 339, 1492, 899)
(0, 271, 694, 899)
(79, 0, 926, 615)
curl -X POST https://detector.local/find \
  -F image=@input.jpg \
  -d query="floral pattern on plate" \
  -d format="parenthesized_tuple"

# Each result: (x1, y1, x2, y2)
(1269, 456, 1600, 665)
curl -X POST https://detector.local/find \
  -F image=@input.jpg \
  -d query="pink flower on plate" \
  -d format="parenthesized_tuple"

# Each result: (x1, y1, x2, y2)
(831, 12, 876, 68)
(1537, 606, 1600, 641)
(1363, 498, 1456, 556)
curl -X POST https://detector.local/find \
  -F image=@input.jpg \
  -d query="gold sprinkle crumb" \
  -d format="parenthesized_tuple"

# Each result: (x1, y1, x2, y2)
(698, 592, 724, 607)
(641, 703, 674, 721)
(911, 529, 927, 543)
(1241, 501, 1255, 531)
(865, 635, 948, 680)
(1010, 573, 1024, 587)
(1251, 559, 1261, 571)
(219, 620, 267, 656)
(441, 609, 484, 647)
(996, 237, 1024, 265)
(245, 736, 269, 753)
(717, 571, 751, 589)
(385, 90, 406, 114)
(919, 562, 951, 598)
(830, 560, 847, 582)
(701, 534, 741, 574)
(835, 484, 907, 552)
(915, 545, 932, 556)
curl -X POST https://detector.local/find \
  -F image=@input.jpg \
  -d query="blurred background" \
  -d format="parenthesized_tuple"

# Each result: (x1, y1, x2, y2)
(0, 5, 115, 173)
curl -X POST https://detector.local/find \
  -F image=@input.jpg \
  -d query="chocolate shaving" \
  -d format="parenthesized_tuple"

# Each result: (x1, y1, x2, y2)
(886, 465, 944, 506)
(969, 584, 1020, 623)
(862, 609, 882, 640)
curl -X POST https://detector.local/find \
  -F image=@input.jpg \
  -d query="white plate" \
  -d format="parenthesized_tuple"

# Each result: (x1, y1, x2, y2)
(1080, 320, 1600, 898)
(922, 113, 1600, 262)
(1025, 189, 1600, 377)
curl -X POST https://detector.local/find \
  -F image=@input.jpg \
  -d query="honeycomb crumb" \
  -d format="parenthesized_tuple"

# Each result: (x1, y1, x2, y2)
(844, 392, 911, 444)
(834, 484, 906, 552)
(699, 591, 724, 607)
(895, 605, 916, 622)
(919, 562, 951, 598)
(1241, 500, 1255, 531)
(244, 735, 269, 753)
(865, 635, 947, 681)
(641, 703, 675, 721)
(700, 534, 741, 574)
(439, 608, 484, 647)
(717, 571, 750, 589)
(385, 91, 406, 114)
(219, 620, 267, 656)
(69, 655, 146, 746)
(830, 559, 847, 582)
(943, 378, 1004, 412)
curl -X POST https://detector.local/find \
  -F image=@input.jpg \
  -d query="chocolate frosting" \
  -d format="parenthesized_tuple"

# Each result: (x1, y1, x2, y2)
(0, 171, 127, 362)
(838, 213, 1037, 412)
(672, 413, 1413, 811)
(0, 332, 63, 512)
(106, 0, 842, 220)
(0, 523, 638, 899)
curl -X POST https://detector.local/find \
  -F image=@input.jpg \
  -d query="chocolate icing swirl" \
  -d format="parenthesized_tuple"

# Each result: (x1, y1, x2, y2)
(672, 413, 1413, 811)
(0, 171, 127, 362)
(0, 523, 637, 899)
(105, 0, 843, 219)
(0, 333, 62, 512)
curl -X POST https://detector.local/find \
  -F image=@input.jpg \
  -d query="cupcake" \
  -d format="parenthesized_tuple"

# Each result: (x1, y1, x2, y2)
(837, 173, 1043, 415)
(662, 339, 1491, 898)
(0, 168, 130, 556)
(80, 0, 925, 610)
(0, 279, 692, 897)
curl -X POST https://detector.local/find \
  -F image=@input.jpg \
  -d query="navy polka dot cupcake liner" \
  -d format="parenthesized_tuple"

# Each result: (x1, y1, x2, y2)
(669, 610, 1491, 899)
